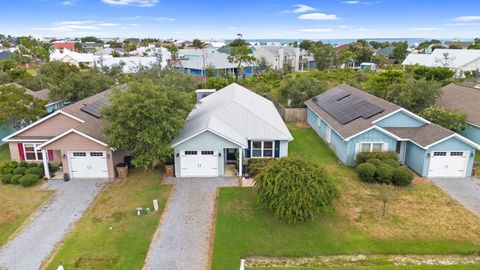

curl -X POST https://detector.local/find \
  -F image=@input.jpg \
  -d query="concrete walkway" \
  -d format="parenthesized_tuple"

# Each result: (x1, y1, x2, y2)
(0, 179, 105, 270)
(144, 177, 238, 270)
(430, 177, 480, 215)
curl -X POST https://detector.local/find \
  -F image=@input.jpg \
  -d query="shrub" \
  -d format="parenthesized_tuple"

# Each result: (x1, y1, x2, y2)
(19, 174, 40, 187)
(48, 163, 60, 173)
(18, 162, 29, 168)
(383, 158, 400, 168)
(255, 156, 338, 223)
(13, 167, 27, 175)
(11, 174, 23, 184)
(376, 164, 395, 184)
(356, 151, 398, 164)
(27, 162, 40, 168)
(356, 163, 377, 183)
(1, 174, 13, 184)
(366, 158, 382, 167)
(0, 161, 18, 175)
(392, 167, 414, 186)
(25, 167, 44, 177)
(247, 158, 276, 177)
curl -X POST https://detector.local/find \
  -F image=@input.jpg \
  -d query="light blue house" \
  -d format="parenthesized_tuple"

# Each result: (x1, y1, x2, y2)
(438, 83, 480, 146)
(172, 83, 293, 177)
(306, 84, 479, 178)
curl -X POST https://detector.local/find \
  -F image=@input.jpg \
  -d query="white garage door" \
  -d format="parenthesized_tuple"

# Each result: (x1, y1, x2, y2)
(69, 151, 109, 179)
(180, 150, 218, 177)
(428, 151, 468, 178)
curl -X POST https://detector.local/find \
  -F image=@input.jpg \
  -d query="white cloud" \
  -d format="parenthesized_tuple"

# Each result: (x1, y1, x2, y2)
(153, 17, 175, 21)
(453, 16, 480, 22)
(32, 20, 122, 32)
(298, 13, 339, 20)
(101, 0, 158, 7)
(448, 22, 480, 26)
(408, 27, 441, 31)
(342, 1, 359, 4)
(291, 4, 315, 13)
(298, 28, 333, 32)
(60, 0, 79, 5)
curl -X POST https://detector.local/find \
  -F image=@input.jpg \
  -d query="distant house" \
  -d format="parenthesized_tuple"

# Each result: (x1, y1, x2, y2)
(81, 42, 105, 53)
(175, 50, 254, 77)
(402, 49, 480, 77)
(50, 49, 97, 67)
(94, 47, 125, 57)
(172, 83, 293, 177)
(359, 62, 377, 71)
(445, 41, 473, 49)
(52, 41, 77, 51)
(306, 84, 479, 178)
(96, 56, 166, 73)
(253, 46, 308, 71)
(438, 82, 480, 145)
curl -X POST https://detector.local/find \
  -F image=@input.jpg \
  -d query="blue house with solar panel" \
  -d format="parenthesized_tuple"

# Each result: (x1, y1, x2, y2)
(305, 84, 480, 178)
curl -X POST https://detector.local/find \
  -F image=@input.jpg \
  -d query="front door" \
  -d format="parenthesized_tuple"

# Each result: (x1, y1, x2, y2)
(226, 148, 237, 163)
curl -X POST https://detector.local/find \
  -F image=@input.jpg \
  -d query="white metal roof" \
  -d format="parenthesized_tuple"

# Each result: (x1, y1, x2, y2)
(402, 49, 480, 68)
(172, 83, 293, 148)
(177, 51, 240, 70)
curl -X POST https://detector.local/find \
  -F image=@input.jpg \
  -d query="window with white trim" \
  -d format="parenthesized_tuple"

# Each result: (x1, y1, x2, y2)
(433, 151, 447, 157)
(359, 142, 385, 153)
(201, 151, 214, 155)
(24, 143, 43, 161)
(251, 141, 274, 158)
(450, 151, 464, 157)
(184, 151, 197, 155)
(90, 152, 104, 157)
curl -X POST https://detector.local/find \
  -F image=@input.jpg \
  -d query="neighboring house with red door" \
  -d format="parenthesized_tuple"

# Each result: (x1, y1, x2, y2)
(2, 87, 130, 179)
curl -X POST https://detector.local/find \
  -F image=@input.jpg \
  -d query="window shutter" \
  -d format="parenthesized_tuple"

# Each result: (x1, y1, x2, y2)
(17, 143, 25, 161)
(48, 150, 54, 161)
(246, 140, 251, 158)
(274, 141, 280, 158)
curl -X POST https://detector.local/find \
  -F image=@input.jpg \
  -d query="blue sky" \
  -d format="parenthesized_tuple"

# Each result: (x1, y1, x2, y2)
(1, 0, 479, 40)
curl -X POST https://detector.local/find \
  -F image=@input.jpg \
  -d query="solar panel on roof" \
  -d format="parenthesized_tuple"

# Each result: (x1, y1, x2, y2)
(80, 97, 110, 118)
(313, 88, 385, 125)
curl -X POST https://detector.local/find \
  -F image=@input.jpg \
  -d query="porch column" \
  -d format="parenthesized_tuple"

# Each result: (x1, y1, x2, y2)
(238, 148, 243, 177)
(42, 149, 51, 179)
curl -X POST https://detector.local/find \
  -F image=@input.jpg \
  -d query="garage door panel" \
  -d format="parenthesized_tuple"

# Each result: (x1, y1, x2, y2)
(180, 150, 219, 177)
(69, 151, 109, 179)
(428, 151, 468, 178)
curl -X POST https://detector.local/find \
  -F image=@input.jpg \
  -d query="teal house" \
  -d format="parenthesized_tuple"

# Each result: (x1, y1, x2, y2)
(306, 84, 479, 178)
(438, 83, 480, 146)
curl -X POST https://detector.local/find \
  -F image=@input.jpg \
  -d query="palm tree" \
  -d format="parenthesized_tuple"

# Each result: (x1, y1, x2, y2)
(167, 45, 180, 68)
(228, 45, 255, 80)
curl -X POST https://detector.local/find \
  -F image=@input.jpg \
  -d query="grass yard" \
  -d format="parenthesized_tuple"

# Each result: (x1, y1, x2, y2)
(0, 184, 53, 246)
(212, 127, 480, 270)
(45, 169, 172, 270)
(250, 266, 480, 270)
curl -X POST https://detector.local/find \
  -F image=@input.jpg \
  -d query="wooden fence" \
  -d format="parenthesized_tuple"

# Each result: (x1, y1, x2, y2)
(278, 105, 307, 123)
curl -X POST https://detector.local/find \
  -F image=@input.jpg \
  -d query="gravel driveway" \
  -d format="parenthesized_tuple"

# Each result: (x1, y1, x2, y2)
(0, 179, 105, 270)
(430, 177, 480, 215)
(144, 177, 238, 270)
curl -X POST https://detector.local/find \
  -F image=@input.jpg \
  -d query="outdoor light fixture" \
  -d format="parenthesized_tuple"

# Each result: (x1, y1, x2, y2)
(471, 151, 474, 157)
(427, 153, 431, 158)
(63, 153, 66, 159)
(176, 153, 180, 157)
(107, 153, 110, 159)
(218, 153, 222, 157)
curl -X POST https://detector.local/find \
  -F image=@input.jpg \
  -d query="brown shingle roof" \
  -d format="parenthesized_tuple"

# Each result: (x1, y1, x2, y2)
(384, 125, 454, 147)
(438, 83, 480, 126)
(305, 84, 400, 139)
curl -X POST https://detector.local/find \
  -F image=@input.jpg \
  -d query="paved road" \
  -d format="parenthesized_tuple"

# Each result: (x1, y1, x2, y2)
(144, 177, 238, 270)
(0, 179, 105, 270)
(430, 177, 480, 215)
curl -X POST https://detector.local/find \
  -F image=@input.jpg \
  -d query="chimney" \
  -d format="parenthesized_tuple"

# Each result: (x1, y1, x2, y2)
(195, 89, 216, 102)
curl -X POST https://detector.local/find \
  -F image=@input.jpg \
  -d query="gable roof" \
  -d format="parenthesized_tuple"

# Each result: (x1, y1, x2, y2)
(438, 82, 480, 126)
(305, 84, 401, 139)
(383, 125, 454, 148)
(176, 52, 241, 70)
(172, 83, 293, 147)
(402, 49, 480, 68)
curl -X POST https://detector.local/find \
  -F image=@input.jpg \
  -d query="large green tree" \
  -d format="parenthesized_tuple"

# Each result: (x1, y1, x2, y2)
(0, 84, 47, 129)
(228, 45, 255, 80)
(15, 36, 52, 64)
(392, 41, 408, 63)
(192, 39, 206, 49)
(278, 75, 327, 107)
(103, 76, 195, 169)
(420, 105, 467, 132)
(49, 70, 112, 101)
(364, 70, 406, 99)
(310, 42, 337, 70)
(388, 79, 442, 113)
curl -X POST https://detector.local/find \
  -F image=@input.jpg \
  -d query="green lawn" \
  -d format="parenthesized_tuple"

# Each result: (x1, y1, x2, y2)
(0, 144, 10, 163)
(250, 266, 480, 270)
(212, 127, 480, 270)
(45, 169, 172, 270)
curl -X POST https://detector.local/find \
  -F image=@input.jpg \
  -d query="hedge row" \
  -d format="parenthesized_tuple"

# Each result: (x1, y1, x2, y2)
(356, 162, 414, 186)
(1, 161, 44, 187)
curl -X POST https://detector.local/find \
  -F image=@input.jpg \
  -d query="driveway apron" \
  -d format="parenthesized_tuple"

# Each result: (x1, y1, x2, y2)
(0, 179, 105, 270)
(430, 177, 480, 215)
(144, 177, 238, 270)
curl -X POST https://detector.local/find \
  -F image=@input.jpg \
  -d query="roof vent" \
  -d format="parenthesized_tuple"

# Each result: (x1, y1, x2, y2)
(195, 89, 216, 102)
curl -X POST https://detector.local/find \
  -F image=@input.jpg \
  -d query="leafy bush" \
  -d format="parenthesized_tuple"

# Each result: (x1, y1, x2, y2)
(366, 158, 382, 167)
(27, 162, 40, 168)
(0, 161, 18, 175)
(383, 158, 400, 168)
(18, 162, 29, 168)
(19, 174, 40, 187)
(25, 167, 44, 177)
(247, 158, 276, 177)
(11, 174, 23, 184)
(356, 151, 398, 164)
(48, 163, 61, 173)
(376, 164, 395, 184)
(1, 174, 13, 184)
(356, 163, 377, 183)
(13, 167, 26, 175)
(255, 156, 338, 223)
(420, 105, 467, 132)
(392, 167, 414, 186)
